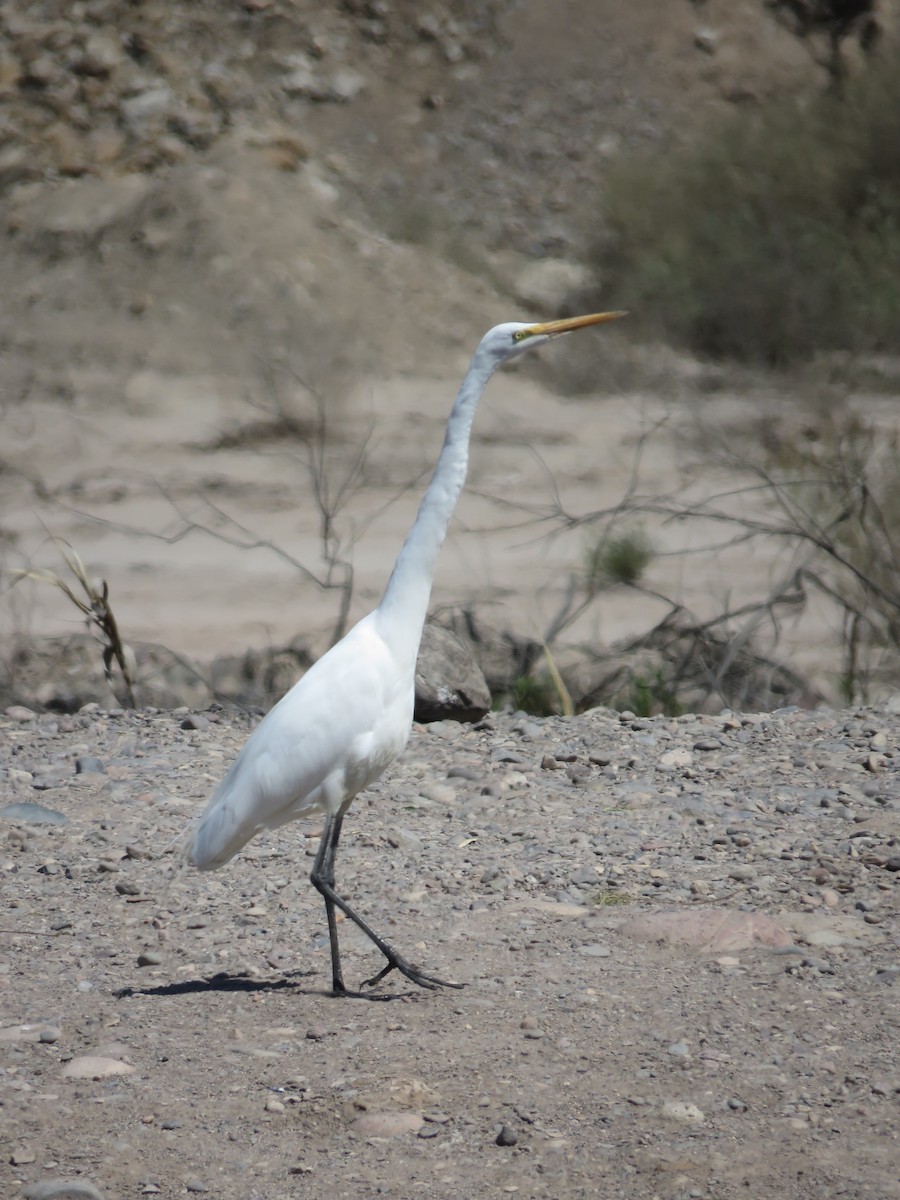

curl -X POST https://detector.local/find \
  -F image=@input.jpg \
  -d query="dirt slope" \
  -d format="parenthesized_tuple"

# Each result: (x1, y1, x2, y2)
(0, 0, 863, 702)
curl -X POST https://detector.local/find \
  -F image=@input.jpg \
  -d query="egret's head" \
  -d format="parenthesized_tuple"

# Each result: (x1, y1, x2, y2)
(481, 310, 627, 367)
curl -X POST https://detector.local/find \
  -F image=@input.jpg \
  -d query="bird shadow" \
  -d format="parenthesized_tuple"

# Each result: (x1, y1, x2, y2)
(114, 970, 421, 1002)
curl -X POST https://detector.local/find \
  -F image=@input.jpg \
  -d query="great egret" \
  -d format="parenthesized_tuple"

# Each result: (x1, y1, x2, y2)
(187, 310, 624, 996)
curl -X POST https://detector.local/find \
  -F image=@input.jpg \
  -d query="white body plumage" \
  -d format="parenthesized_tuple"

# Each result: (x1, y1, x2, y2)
(189, 611, 413, 869)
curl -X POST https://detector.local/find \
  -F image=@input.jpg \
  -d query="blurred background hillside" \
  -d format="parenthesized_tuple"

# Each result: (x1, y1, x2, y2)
(2, 0, 899, 714)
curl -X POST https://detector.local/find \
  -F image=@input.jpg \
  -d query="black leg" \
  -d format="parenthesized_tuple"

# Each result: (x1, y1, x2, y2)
(311, 812, 347, 993)
(309, 812, 462, 995)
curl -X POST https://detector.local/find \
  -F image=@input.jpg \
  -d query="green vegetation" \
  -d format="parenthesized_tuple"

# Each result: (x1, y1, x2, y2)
(600, 48, 900, 364)
(629, 670, 683, 719)
(501, 673, 559, 717)
(585, 528, 654, 593)
(594, 888, 631, 907)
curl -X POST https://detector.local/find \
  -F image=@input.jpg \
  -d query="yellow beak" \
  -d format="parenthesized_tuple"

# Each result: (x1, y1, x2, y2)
(523, 310, 627, 338)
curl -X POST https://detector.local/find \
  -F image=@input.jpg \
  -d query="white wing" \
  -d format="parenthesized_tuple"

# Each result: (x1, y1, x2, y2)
(188, 613, 413, 869)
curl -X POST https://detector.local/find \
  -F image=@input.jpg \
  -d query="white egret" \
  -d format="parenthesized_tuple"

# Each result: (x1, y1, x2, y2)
(187, 309, 625, 996)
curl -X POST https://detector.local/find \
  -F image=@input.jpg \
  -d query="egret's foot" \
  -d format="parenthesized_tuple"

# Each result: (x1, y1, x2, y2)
(329, 980, 405, 1001)
(328, 972, 414, 1001)
(361, 954, 463, 992)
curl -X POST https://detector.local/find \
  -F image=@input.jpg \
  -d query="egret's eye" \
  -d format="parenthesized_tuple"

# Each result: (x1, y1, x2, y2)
(512, 329, 531, 343)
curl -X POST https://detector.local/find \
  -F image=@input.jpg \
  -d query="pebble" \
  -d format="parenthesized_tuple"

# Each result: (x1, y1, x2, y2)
(446, 765, 481, 781)
(661, 1101, 706, 1124)
(137, 951, 164, 967)
(61, 1056, 135, 1080)
(570, 865, 599, 885)
(75, 755, 105, 774)
(24, 1184, 105, 1200)
(659, 748, 693, 769)
(0, 803, 68, 825)
(803, 929, 853, 949)
(125, 844, 152, 860)
(495, 1124, 518, 1146)
(800, 956, 835, 975)
(350, 1112, 425, 1137)
(729, 865, 757, 882)
(5, 705, 36, 722)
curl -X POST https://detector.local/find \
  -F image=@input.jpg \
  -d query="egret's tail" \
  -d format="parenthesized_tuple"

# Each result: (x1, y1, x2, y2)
(186, 798, 261, 870)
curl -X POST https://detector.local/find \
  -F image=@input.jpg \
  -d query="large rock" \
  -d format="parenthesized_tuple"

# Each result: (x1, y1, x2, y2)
(414, 623, 491, 723)
(439, 608, 542, 693)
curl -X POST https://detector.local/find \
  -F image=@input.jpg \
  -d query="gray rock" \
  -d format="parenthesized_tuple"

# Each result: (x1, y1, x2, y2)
(571, 865, 599, 885)
(577, 943, 611, 957)
(121, 84, 177, 135)
(61, 1056, 134, 1079)
(181, 714, 210, 731)
(281, 55, 366, 103)
(660, 1100, 705, 1123)
(729, 865, 757, 883)
(350, 1112, 424, 1137)
(24, 1182, 105, 1200)
(414, 623, 491, 723)
(0, 802, 68, 825)
(75, 756, 105, 774)
(12, 175, 154, 245)
(694, 28, 720, 54)
(5, 705, 36, 722)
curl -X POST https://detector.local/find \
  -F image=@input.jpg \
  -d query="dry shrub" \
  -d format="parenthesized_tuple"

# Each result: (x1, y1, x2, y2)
(599, 46, 900, 364)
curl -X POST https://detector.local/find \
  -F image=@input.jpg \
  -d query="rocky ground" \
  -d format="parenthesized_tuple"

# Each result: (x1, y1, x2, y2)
(1, 699, 898, 1199)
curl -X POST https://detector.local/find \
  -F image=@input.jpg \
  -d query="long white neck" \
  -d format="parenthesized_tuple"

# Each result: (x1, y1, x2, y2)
(376, 340, 498, 666)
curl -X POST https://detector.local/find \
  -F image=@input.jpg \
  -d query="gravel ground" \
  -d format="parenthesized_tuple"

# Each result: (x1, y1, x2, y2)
(1, 701, 899, 1199)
